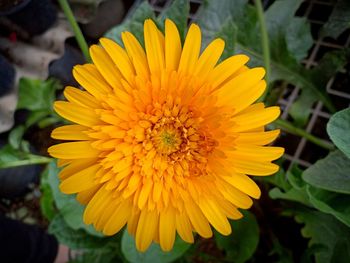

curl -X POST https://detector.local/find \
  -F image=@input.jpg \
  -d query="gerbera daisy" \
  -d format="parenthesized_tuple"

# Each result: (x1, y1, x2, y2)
(48, 19, 284, 252)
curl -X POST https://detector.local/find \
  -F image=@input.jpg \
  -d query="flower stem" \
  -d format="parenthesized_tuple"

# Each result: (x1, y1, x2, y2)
(275, 119, 335, 151)
(254, 0, 271, 101)
(58, 0, 91, 62)
(0, 156, 52, 169)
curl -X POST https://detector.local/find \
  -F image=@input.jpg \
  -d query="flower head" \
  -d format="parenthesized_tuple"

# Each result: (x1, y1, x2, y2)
(48, 19, 284, 252)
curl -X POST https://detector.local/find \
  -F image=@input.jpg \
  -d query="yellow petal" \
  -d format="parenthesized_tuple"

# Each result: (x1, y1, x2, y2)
(221, 173, 261, 199)
(238, 102, 265, 115)
(99, 37, 135, 83)
(127, 208, 141, 236)
(122, 32, 150, 80)
(165, 19, 182, 71)
(217, 200, 243, 219)
(231, 80, 266, 114)
(198, 198, 231, 235)
(216, 67, 265, 106)
(135, 209, 159, 252)
(184, 201, 212, 238)
(138, 181, 153, 209)
(152, 180, 163, 203)
(83, 187, 111, 224)
(64, 86, 101, 108)
(159, 206, 176, 251)
(235, 130, 280, 145)
(54, 101, 100, 127)
(209, 54, 249, 91)
(48, 141, 99, 159)
(57, 159, 71, 167)
(73, 64, 111, 99)
(218, 180, 253, 209)
(175, 212, 194, 243)
(76, 184, 101, 204)
(144, 19, 165, 74)
(94, 197, 119, 231)
(178, 23, 201, 75)
(230, 146, 284, 162)
(103, 199, 132, 235)
(232, 106, 280, 132)
(51, 125, 90, 141)
(59, 164, 100, 194)
(59, 158, 98, 180)
(233, 160, 280, 176)
(194, 38, 224, 78)
(90, 45, 123, 89)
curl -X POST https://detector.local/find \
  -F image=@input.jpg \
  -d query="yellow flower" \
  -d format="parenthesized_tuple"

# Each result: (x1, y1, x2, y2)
(48, 19, 284, 252)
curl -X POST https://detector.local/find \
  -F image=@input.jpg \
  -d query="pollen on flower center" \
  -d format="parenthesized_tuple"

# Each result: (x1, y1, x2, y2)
(154, 126, 182, 154)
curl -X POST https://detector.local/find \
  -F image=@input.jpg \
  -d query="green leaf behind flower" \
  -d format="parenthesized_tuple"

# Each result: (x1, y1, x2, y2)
(16, 78, 63, 129)
(0, 144, 51, 169)
(290, 50, 350, 127)
(306, 185, 350, 227)
(157, 0, 190, 41)
(104, 1, 155, 46)
(49, 214, 115, 250)
(294, 208, 350, 263)
(215, 211, 259, 263)
(327, 108, 350, 158)
(17, 78, 59, 112)
(45, 161, 103, 236)
(321, 0, 350, 39)
(269, 165, 312, 207)
(303, 150, 350, 194)
(195, 0, 338, 112)
(104, 0, 190, 46)
(121, 229, 191, 263)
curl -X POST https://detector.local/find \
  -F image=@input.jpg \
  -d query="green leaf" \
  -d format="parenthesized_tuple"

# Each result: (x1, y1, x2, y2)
(269, 237, 294, 263)
(26, 110, 50, 128)
(104, 0, 190, 46)
(286, 164, 305, 189)
(294, 208, 350, 263)
(321, 0, 350, 39)
(215, 211, 259, 263)
(49, 214, 115, 249)
(70, 249, 122, 263)
(45, 161, 103, 236)
(285, 17, 313, 62)
(306, 185, 350, 227)
(258, 166, 290, 191)
(38, 116, 62, 128)
(303, 150, 350, 194)
(121, 229, 191, 263)
(264, 0, 312, 62)
(290, 49, 350, 128)
(17, 78, 59, 112)
(8, 125, 25, 149)
(196, 0, 246, 60)
(195, 0, 337, 112)
(0, 144, 51, 168)
(327, 108, 350, 158)
(269, 187, 311, 206)
(289, 89, 315, 127)
(40, 167, 56, 221)
(104, 1, 155, 45)
(157, 0, 189, 41)
(269, 165, 312, 207)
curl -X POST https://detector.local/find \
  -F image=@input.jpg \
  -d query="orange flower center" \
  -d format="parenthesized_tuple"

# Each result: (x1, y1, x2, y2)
(153, 126, 182, 154)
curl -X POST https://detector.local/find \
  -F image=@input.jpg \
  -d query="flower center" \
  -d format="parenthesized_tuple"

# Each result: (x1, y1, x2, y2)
(153, 126, 182, 154)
